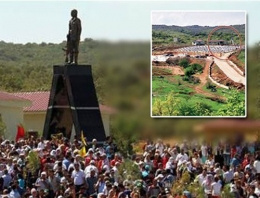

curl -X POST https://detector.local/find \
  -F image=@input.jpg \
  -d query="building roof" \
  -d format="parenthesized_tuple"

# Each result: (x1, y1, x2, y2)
(12, 91, 115, 114)
(0, 91, 28, 101)
(209, 40, 226, 42)
(13, 92, 50, 112)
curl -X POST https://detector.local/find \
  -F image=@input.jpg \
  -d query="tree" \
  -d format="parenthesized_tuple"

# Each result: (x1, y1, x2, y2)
(27, 150, 41, 175)
(179, 58, 190, 68)
(152, 99, 163, 116)
(217, 89, 245, 116)
(111, 116, 140, 158)
(118, 159, 141, 182)
(185, 67, 195, 76)
(191, 63, 203, 73)
(152, 92, 180, 116)
(194, 102, 212, 116)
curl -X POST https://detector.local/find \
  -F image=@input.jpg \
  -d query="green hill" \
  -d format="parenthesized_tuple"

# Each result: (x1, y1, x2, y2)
(152, 24, 245, 46)
(0, 39, 149, 103)
(0, 39, 259, 137)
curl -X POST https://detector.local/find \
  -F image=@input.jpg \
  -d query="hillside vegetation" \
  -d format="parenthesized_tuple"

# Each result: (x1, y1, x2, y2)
(152, 24, 245, 46)
(0, 39, 259, 137)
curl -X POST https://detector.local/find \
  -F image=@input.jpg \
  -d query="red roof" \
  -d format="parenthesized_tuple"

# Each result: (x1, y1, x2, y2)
(12, 91, 114, 114)
(0, 91, 27, 101)
(13, 92, 50, 112)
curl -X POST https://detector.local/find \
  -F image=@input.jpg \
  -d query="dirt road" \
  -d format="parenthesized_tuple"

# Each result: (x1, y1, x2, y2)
(213, 57, 245, 85)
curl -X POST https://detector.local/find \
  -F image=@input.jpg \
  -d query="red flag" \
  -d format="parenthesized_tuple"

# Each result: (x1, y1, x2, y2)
(16, 124, 25, 142)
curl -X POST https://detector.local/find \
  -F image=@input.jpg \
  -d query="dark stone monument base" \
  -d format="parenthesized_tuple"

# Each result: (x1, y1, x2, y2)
(43, 65, 106, 142)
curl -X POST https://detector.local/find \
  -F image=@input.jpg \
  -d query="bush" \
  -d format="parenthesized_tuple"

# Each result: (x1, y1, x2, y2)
(182, 76, 190, 81)
(182, 76, 200, 84)
(206, 82, 216, 89)
(179, 58, 190, 68)
(166, 57, 180, 65)
(118, 159, 141, 182)
(191, 63, 203, 73)
(185, 67, 195, 76)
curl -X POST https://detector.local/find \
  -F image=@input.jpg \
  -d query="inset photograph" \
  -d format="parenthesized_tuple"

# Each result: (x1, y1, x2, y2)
(151, 11, 246, 117)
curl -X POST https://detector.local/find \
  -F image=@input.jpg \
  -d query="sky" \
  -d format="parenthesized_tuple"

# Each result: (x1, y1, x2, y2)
(152, 11, 246, 27)
(0, 1, 259, 45)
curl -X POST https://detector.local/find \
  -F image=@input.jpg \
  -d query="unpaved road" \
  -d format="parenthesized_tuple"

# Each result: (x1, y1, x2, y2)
(213, 57, 245, 85)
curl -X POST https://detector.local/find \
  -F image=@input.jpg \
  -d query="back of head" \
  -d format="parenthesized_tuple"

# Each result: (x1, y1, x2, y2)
(71, 9, 78, 17)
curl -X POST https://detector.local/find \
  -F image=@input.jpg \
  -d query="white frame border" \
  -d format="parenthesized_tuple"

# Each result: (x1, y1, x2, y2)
(150, 10, 247, 118)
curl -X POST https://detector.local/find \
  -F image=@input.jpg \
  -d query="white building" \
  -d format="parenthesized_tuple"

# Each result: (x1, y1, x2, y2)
(0, 92, 31, 140)
(0, 91, 113, 140)
(192, 39, 205, 46)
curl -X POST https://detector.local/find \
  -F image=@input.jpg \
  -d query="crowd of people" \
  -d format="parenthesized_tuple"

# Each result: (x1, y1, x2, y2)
(0, 135, 260, 198)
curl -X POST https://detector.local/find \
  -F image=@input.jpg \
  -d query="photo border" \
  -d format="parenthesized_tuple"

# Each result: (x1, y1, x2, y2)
(150, 10, 247, 118)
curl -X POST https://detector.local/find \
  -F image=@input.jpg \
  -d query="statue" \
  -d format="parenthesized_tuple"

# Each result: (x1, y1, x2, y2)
(66, 9, 81, 64)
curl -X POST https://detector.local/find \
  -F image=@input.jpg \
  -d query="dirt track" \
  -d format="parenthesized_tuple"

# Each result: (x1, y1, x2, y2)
(193, 60, 225, 100)
(213, 57, 245, 85)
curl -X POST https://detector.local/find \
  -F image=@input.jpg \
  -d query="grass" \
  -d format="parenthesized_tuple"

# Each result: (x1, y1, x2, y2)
(238, 50, 245, 64)
(152, 76, 193, 96)
(201, 84, 229, 97)
(152, 76, 245, 115)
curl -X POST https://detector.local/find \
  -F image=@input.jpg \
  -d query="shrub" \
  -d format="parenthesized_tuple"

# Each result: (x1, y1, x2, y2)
(191, 63, 203, 73)
(182, 76, 190, 81)
(118, 159, 141, 182)
(182, 76, 200, 84)
(206, 82, 217, 92)
(185, 67, 195, 76)
(179, 58, 190, 68)
(206, 82, 216, 89)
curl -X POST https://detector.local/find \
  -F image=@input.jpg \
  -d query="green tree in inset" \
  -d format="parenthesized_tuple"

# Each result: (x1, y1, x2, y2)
(179, 58, 190, 68)
(217, 89, 245, 116)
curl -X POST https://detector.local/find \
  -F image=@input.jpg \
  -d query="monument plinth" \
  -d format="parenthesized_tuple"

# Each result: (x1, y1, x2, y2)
(43, 64, 106, 141)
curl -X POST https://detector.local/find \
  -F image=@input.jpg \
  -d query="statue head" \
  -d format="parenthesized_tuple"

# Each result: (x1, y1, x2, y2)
(71, 9, 78, 18)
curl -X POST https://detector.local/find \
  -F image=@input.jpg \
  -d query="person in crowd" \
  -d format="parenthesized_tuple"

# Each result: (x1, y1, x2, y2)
(0, 134, 260, 198)
(71, 162, 86, 193)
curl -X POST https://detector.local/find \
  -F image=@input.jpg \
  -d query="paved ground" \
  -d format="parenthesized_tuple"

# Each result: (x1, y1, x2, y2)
(213, 56, 245, 85)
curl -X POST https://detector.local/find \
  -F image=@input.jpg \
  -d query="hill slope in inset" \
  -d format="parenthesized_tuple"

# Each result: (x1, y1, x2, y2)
(152, 24, 245, 45)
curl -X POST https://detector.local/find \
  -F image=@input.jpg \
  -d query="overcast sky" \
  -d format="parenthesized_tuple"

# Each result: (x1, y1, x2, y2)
(0, 1, 259, 45)
(152, 11, 246, 26)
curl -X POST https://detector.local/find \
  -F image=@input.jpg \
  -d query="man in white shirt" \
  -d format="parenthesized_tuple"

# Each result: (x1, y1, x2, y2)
(176, 149, 189, 167)
(71, 163, 86, 193)
(253, 156, 260, 174)
(211, 176, 222, 197)
(85, 160, 98, 177)
(223, 165, 233, 184)
(35, 172, 51, 191)
(195, 168, 207, 186)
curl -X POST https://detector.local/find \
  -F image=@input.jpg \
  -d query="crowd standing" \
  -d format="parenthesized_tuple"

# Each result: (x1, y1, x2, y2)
(0, 135, 260, 198)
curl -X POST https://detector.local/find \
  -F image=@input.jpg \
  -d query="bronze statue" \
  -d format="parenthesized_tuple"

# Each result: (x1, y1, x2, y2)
(66, 9, 81, 64)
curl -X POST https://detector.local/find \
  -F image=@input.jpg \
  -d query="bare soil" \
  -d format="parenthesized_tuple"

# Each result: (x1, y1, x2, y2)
(153, 66, 184, 75)
(193, 60, 226, 101)
(211, 63, 245, 90)
(229, 52, 245, 72)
